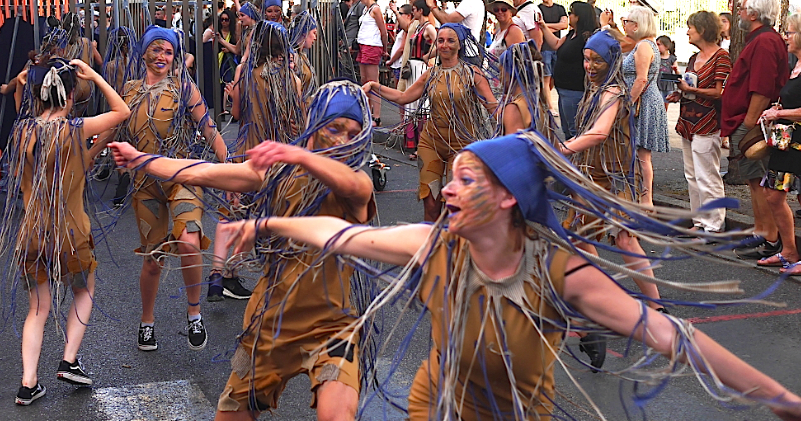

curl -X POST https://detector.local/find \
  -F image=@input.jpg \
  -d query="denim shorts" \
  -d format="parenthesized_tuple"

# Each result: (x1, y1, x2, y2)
(541, 50, 557, 77)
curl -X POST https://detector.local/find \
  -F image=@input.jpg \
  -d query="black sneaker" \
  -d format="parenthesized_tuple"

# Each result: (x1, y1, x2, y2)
(187, 316, 207, 350)
(222, 276, 252, 300)
(138, 324, 158, 351)
(15, 383, 46, 405)
(735, 238, 782, 260)
(57, 359, 92, 386)
(207, 273, 224, 302)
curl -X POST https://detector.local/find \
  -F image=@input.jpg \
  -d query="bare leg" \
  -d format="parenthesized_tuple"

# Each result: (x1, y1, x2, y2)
(140, 258, 162, 324)
(21, 283, 52, 387)
(637, 147, 655, 209)
(764, 188, 798, 261)
(177, 229, 203, 316)
(361, 64, 381, 121)
(616, 231, 662, 309)
(212, 221, 232, 276)
(749, 179, 779, 241)
(423, 194, 441, 222)
(316, 380, 358, 421)
(544, 75, 555, 111)
(63, 273, 96, 363)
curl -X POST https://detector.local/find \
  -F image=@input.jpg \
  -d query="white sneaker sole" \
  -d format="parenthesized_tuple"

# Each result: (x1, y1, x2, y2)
(15, 386, 46, 405)
(57, 372, 93, 386)
(187, 337, 207, 351)
(138, 343, 158, 351)
(222, 289, 251, 300)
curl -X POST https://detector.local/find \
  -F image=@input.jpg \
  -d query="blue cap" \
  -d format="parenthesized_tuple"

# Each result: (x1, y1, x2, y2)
(463, 134, 560, 228)
(584, 30, 620, 67)
(240, 2, 261, 20)
(140, 25, 179, 52)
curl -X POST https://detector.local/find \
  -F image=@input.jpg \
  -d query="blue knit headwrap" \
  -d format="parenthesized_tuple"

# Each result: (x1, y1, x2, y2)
(240, 2, 261, 20)
(289, 11, 317, 49)
(308, 86, 364, 124)
(439, 23, 474, 58)
(584, 30, 620, 67)
(140, 25, 179, 52)
(464, 134, 560, 228)
(263, 0, 282, 9)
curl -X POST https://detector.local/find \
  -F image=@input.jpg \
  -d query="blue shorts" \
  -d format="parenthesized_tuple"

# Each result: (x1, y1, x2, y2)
(542, 50, 557, 77)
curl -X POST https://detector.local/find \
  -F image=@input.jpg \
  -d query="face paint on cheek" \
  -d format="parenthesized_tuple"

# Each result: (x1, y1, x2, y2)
(449, 155, 498, 230)
(144, 41, 169, 72)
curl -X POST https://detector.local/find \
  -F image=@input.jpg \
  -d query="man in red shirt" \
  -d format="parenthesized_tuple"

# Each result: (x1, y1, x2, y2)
(721, 0, 786, 259)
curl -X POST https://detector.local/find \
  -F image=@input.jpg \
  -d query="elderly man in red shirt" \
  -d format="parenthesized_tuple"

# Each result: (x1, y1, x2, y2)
(722, 0, 787, 259)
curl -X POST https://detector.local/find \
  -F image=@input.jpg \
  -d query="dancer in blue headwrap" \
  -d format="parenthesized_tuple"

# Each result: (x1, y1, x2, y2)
(101, 25, 228, 353)
(212, 129, 801, 420)
(208, 20, 304, 301)
(108, 80, 375, 420)
(235, 2, 262, 62)
(262, 0, 286, 25)
(496, 39, 557, 141)
(2, 57, 130, 405)
(289, 10, 319, 103)
(364, 23, 496, 222)
(557, 31, 666, 340)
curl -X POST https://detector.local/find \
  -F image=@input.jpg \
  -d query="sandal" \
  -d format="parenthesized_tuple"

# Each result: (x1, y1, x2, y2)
(780, 261, 801, 275)
(757, 253, 791, 268)
(372, 117, 381, 127)
(408, 152, 417, 160)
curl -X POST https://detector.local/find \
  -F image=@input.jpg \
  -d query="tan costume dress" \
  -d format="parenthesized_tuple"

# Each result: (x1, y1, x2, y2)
(408, 231, 569, 420)
(417, 62, 485, 200)
(218, 168, 376, 412)
(121, 78, 210, 253)
(16, 117, 96, 288)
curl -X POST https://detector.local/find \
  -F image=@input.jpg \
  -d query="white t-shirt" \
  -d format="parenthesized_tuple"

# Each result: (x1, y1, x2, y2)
(389, 29, 406, 68)
(454, 0, 486, 42)
(512, 2, 542, 40)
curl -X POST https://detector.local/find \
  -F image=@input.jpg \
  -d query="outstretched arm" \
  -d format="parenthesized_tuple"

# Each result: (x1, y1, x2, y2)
(246, 141, 374, 213)
(223, 216, 434, 266)
(563, 256, 801, 419)
(108, 141, 264, 192)
(363, 69, 429, 105)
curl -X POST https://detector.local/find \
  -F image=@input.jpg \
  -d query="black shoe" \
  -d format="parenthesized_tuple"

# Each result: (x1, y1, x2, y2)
(187, 316, 207, 350)
(733, 234, 767, 250)
(207, 273, 224, 302)
(138, 324, 158, 351)
(579, 333, 606, 373)
(56, 359, 92, 386)
(222, 276, 252, 300)
(735, 238, 782, 260)
(15, 383, 46, 405)
(656, 307, 671, 315)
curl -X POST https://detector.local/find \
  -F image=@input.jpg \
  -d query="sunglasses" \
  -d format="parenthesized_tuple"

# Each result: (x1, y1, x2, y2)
(495, 6, 510, 12)
(220, 17, 229, 21)
(622, 19, 632, 24)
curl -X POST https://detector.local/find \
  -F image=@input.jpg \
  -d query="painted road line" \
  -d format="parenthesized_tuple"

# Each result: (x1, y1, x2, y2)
(93, 380, 215, 420)
(686, 308, 801, 324)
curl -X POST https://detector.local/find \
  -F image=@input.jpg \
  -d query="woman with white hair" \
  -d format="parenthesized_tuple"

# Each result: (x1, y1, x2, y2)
(621, 5, 669, 209)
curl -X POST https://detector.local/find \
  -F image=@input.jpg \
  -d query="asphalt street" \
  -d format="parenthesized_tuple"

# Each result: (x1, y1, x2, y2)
(1, 123, 801, 421)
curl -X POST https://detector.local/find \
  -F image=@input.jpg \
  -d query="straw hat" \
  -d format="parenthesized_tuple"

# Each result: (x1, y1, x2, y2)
(488, 0, 517, 15)
(739, 125, 770, 160)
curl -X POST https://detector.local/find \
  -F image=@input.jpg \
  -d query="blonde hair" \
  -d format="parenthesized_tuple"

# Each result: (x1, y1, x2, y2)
(788, 13, 801, 50)
(627, 5, 657, 39)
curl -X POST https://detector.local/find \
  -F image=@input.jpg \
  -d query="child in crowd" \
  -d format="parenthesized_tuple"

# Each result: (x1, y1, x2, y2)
(656, 34, 677, 111)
